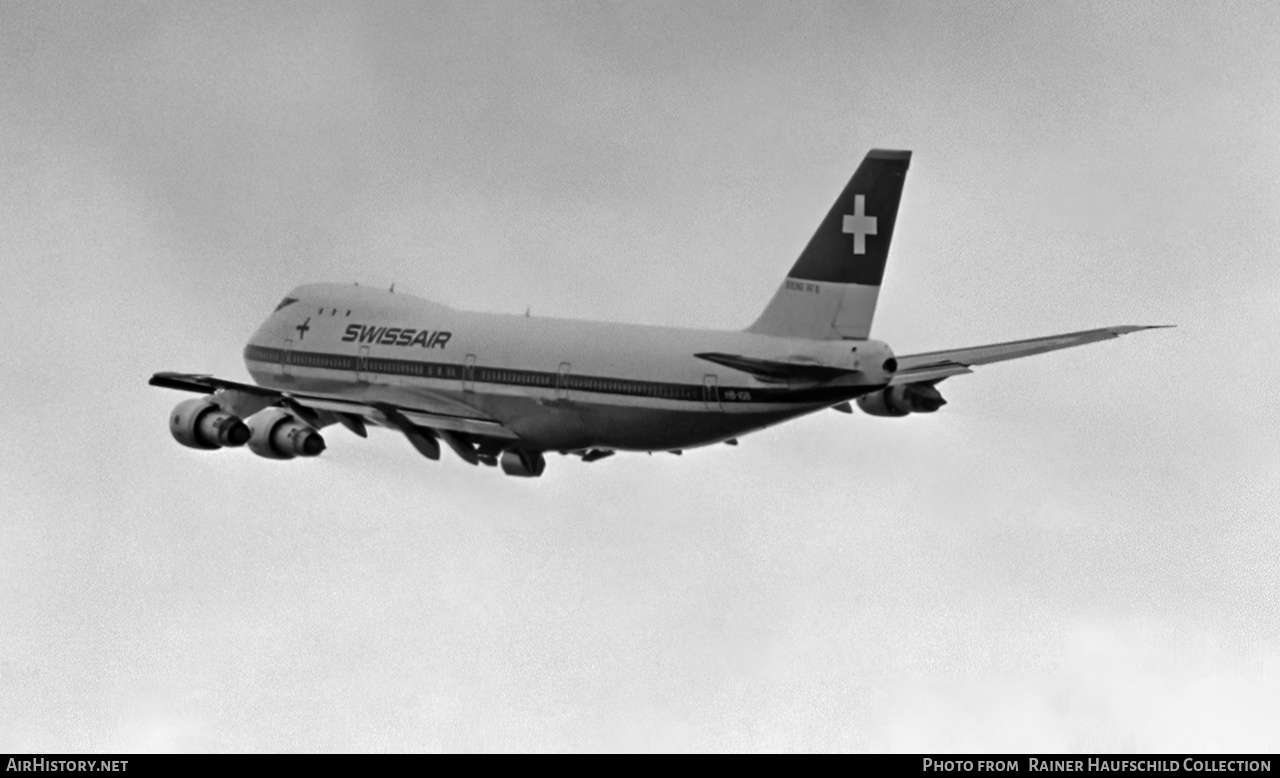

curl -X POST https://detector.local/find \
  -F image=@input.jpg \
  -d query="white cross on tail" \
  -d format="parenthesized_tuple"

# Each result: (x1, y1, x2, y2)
(842, 195, 877, 255)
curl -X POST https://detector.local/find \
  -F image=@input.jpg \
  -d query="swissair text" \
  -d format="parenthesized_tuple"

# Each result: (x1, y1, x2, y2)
(341, 324, 452, 349)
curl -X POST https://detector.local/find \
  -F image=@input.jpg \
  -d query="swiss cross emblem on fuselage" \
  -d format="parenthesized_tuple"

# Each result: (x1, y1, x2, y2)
(842, 195, 877, 255)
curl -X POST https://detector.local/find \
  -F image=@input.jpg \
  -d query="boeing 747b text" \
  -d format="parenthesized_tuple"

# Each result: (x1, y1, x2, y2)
(151, 149, 1169, 477)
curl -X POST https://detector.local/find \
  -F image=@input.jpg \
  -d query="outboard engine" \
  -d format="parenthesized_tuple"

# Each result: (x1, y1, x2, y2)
(856, 383, 947, 417)
(169, 397, 250, 450)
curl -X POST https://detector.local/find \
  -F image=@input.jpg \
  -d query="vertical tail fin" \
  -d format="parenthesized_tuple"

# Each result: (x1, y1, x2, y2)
(747, 149, 911, 340)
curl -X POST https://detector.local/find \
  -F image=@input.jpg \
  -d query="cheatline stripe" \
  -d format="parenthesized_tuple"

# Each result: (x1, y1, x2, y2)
(243, 345, 884, 407)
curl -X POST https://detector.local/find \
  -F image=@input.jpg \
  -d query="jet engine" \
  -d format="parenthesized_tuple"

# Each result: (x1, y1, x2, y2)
(169, 397, 250, 450)
(500, 449, 547, 478)
(246, 408, 326, 460)
(856, 383, 947, 417)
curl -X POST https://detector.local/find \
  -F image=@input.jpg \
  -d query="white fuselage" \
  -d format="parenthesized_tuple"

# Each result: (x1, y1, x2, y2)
(244, 284, 895, 452)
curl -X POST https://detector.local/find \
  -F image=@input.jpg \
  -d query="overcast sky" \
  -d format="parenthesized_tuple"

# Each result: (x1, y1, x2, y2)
(2, 1, 1278, 753)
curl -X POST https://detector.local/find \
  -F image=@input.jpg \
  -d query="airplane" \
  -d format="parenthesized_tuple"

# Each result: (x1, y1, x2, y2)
(150, 148, 1170, 478)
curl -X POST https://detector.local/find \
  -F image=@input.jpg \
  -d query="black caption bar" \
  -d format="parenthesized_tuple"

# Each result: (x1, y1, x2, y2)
(2, 753, 1274, 763)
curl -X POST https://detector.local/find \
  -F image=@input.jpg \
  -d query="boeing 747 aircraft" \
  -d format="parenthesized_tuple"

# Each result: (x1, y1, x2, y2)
(151, 149, 1169, 477)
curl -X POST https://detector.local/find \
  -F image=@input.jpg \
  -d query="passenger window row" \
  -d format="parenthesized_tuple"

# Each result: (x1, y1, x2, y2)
(246, 347, 706, 400)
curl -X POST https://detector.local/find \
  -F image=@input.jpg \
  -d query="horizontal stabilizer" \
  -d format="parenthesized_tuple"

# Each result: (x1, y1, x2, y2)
(693, 352, 857, 382)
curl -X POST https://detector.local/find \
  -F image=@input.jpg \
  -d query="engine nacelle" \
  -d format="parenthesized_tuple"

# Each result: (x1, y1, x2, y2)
(246, 408, 326, 460)
(856, 383, 947, 417)
(170, 397, 250, 450)
(500, 449, 546, 478)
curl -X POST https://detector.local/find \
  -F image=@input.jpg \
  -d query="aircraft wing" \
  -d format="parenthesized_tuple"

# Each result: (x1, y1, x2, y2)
(148, 371, 521, 441)
(890, 325, 1173, 385)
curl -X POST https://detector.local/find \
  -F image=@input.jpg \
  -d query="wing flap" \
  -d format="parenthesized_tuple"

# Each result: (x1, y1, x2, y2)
(399, 409, 520, 439)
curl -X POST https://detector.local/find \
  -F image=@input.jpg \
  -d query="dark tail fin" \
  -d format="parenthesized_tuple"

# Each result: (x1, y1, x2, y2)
(747, 149, 911, 340)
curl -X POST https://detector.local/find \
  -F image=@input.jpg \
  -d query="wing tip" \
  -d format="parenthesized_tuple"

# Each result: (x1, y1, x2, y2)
(1109, 324, 1177, 336)
(867, 148, 912, 161)
(148, 372, 216, 393)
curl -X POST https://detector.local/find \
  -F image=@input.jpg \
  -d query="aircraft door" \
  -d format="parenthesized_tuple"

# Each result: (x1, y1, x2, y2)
(703, 374, 723, 411)
(281, 339, 293, 377)
(357, 346, 370, 382)
(557, 362, 571, 401)
(464, 354, 476, 392)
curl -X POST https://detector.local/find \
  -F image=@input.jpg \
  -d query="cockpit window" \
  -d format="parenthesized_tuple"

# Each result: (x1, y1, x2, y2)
(274, 296, 299, 312)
